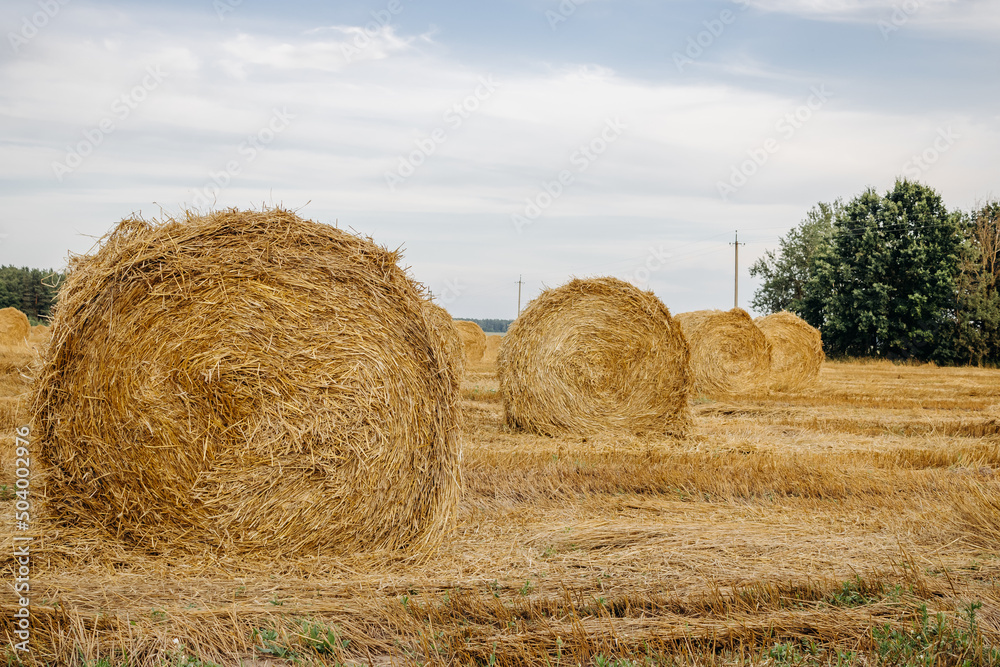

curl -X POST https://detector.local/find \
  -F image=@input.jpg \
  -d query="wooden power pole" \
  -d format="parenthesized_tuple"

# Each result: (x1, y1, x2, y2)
(730, 231, 745, 309)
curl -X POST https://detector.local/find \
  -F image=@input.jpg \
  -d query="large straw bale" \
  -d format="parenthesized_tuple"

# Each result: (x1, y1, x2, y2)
(31, 208, 461, 557)
(0, 307, 29, 346)
(421, 300, 465, 380)
(483, 334, 502, 364)
(674, 308, 772, 397)
(498, 277, 691, 438)
(755, 311, 824, 391)
(454, 320, 487, 363)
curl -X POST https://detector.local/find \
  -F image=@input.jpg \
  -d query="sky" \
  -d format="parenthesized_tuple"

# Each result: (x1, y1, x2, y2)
(1, 0, 997, 319)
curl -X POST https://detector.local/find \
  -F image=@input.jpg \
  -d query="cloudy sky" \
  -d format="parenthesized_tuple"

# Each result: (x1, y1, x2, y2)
(1, 0, 997, 318)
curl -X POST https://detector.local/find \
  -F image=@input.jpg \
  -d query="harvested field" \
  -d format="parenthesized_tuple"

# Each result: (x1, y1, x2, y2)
(3, 357, 1000, 665)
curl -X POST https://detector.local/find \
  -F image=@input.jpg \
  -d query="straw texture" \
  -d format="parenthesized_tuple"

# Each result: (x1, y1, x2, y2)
(483, 334, 502, 364)
(421, 299, 465, 380)
(675, 308, 772, 398)
(0, 307, 29, 346)
(31, 208, 461, 557)
(497, 277, 691, 438)
(755, 311, 824, 391)
(454, 320, 487, 363)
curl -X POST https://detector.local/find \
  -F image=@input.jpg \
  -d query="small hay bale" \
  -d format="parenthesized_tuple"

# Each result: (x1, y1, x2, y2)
(755, 311, 824, 391)
(483, 334, 502, 364)
(0, 307, 29, 346)
(498, 277, 691, 438)
(29, 324, 51, 346)
(421, 299, 465, 380)
(454, 320, 486, 363)
(31, 208, 461, 557)
(674, 308, 771, 397)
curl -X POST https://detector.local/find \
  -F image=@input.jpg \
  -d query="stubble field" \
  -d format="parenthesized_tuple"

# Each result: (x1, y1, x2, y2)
(2, 342, 1000, 666)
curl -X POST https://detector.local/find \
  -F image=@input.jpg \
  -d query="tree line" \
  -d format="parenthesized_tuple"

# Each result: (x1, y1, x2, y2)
(751, 179, 1000, 365)
(0, 266, 64, 324)
(459, 318, 512, 333)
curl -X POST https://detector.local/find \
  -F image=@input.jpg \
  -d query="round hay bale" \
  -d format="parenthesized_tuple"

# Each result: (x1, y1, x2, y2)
(483, 334, 502, 364)
(755, 311, 824, 391)
(0, 307, 30, 346)
(674, 308, 771, 397)
(497, 277, 691, 438)
(29, 323, 51, 342)
(31, 208, 460, 556)
(421, 299, 465, 380)
(454, 320, 486, 363)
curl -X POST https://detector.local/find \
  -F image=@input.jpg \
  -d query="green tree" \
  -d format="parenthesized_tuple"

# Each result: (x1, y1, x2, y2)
(949, 200, 1000, 364)
(0, 265, 65, 323)
(803, 179, 963, 362)
(749, 201, 838, 315)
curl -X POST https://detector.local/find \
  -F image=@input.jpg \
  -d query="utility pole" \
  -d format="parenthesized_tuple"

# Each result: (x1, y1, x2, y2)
(516, 275, 524, 315)
(730, 231, 745, 309)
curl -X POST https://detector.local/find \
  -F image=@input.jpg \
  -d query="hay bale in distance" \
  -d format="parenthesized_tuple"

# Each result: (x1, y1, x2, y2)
(421, 300, 465, 380)
(31, 208, 461, 557)
(0, 307, 30, 346)
(483, 334, 502, 364)
(498, 277, 691, 438)
(454, 320, 487, 363)
(755, 311, 824, 391)
(674, 308, 771, 397)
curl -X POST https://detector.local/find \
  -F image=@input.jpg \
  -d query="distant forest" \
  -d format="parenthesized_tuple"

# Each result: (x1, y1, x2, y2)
(458, 318, 512, 333)
(0, 266, 64, 324)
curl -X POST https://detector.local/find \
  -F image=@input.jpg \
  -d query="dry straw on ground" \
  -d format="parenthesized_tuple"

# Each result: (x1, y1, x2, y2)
(454, 319, 487, 363)
(421, 299, 465, 381)
(0, 307, 29, 346)
(675, 308, 772, 398)
(755, 311, 824, 391)
(483, 334, 502, 364)
(31, 207, 461, 557)
(498, 277, 691, 438)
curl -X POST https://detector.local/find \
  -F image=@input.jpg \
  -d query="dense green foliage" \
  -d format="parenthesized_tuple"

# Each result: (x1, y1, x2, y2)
(0, 265, 64, 324)
(752, 180, 1000, 364)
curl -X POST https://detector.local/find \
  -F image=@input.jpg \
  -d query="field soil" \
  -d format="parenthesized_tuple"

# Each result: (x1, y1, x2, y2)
(2, 344, 1000, 666)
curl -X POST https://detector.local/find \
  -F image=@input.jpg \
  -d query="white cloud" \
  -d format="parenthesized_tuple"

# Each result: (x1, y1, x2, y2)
(1, 1, 997, 315)
(750, 0, 1000, 34)
(218, 26, 412, 79)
